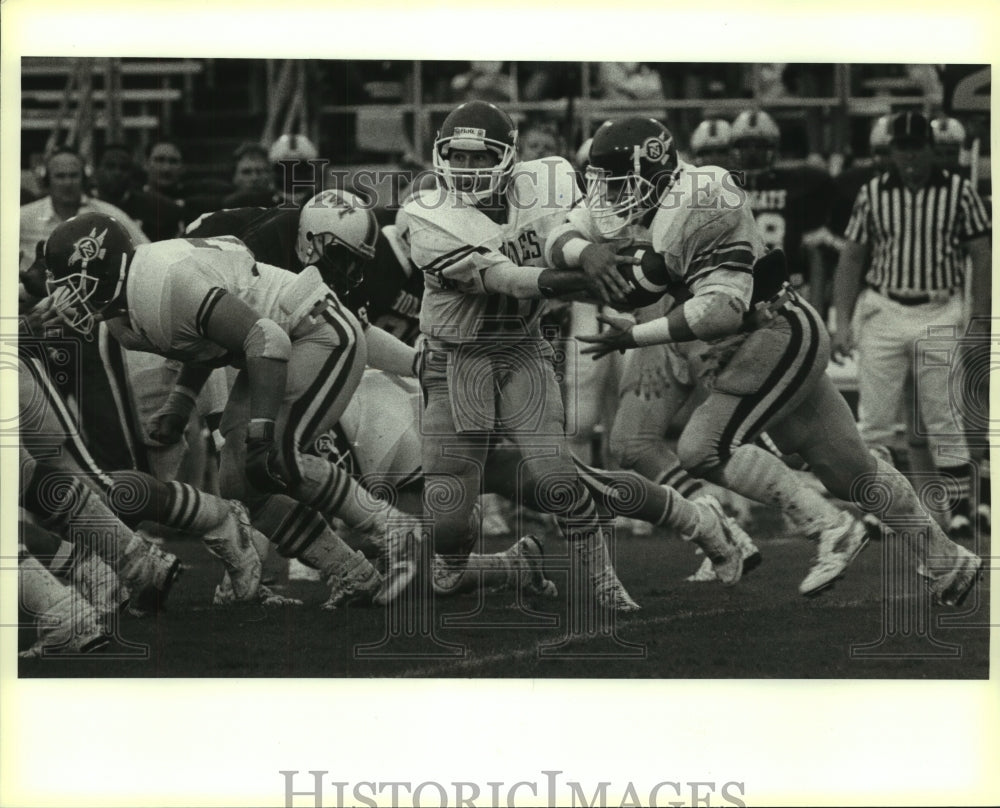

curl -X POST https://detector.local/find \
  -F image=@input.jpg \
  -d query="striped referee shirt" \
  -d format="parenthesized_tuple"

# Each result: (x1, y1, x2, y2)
(844, 167, 991, 295)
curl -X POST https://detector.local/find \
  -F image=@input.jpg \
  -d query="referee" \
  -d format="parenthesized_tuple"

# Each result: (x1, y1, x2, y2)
(832, 110, 991, 538)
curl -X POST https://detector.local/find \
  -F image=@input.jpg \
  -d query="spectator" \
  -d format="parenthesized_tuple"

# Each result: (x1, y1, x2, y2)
(596, 62, 665, 120)
(222, 142, 282, 208)
(92, 143, 185, 242)
(143, 139, 229, 224)
(20, 146, 147, 273)
(450, 61, 514, 103)
(518, 119, 566, 162)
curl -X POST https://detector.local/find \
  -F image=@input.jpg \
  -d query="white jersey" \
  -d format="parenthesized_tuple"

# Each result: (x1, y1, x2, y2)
(562, 162, 765, 309)
(110, 236, 332, 363)
(403, 157, 581, 343)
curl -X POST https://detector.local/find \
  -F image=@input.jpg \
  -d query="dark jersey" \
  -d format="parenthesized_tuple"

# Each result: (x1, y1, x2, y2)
(96, 188, 185, 242)
(738, 165, 833, 286)
(186, 206, 424, 345)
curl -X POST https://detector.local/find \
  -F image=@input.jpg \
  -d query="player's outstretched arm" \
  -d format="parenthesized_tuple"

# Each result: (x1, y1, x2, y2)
(363, 324, 418, 377)
(578, 292, 746, 359)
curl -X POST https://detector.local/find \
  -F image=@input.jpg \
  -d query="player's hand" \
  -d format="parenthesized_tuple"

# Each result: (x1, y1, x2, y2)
(830, 324, 853, 364)
(20, 295, 63, 334)
(245, 421, 288, 494)
(580, 241, 639, 304)
(19, 241, 49, 302)
(147, 411, 188, 446)
(577, 313, 638, 360)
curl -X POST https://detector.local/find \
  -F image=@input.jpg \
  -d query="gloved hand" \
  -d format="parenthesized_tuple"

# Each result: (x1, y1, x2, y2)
(147, 411, 188, 446)
(245, 419, 288, 493)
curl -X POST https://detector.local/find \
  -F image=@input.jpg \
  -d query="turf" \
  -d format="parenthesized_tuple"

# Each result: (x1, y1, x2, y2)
(19, 508, 990, 679)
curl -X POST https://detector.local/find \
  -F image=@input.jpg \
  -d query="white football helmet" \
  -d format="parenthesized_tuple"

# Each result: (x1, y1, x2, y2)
(930, 116, 966, 146)
(296, 190, 378, 293)
(869, 114, 892, 157)
(269, 133, 318, 163)
(730, 110, 780, 171)
(689, 118, 732, 166)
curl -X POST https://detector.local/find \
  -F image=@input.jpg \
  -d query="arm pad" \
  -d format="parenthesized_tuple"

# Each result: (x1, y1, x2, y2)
(632, 293, 746, 346)
(243, 318, 292, 362)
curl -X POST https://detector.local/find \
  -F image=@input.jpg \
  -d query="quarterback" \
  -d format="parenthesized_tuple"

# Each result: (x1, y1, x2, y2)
(555, 116, 981, 606)
(397, 101, 745, 613)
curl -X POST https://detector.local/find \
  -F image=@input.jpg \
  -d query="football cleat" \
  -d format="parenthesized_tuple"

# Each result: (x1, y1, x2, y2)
(213, 575, 304, 607)
(507, 535, 558, 598)
(200, 500, 263, 603)
(688, 495, 743, 586)
(592, 568, 641, 613)
(21, 588, 109, 658)
(122, 539, 183, 616)
(799, 512, 869, 596)
(373, 527, 421, 606)
(921, 545, 983, 608)
(71, 550, 129, 622)
(322, 551, 384, 611)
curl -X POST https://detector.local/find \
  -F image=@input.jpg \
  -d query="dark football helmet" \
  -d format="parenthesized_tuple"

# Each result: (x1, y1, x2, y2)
(44, 212, 135, 336)
(585, 117, 679, 238)
(433, 100, 518, 202)
(730, 110, 780, 172)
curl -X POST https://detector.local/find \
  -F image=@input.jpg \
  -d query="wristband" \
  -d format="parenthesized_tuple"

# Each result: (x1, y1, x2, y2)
(561, 238, 592, 268)
(631, 318, 676, 347)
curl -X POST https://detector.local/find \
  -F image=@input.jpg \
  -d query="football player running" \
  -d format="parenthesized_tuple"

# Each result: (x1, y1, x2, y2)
(42, 211, 419, 611)
(560, 116, 982, 606)
(395, 101, 747, 613)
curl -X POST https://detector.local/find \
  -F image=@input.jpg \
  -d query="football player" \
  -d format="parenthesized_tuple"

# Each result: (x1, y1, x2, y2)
(313, 366, 758, 594)
(553, 116, 982, 606)
(18, 350, 291, 609)
(729, 110, 834, 317)
(397, 101, 745, 613)
(42, 212, 419, 610)
(606, 297, 871, 590)
(186, 189, 424, 346)
(688, 118, 732, 168)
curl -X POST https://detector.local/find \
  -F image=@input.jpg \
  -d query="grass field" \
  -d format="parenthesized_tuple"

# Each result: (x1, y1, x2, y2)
(19, 505, 991, 679)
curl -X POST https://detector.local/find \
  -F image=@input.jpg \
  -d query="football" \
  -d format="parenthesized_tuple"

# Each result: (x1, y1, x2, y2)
(615, 243, 671, 309)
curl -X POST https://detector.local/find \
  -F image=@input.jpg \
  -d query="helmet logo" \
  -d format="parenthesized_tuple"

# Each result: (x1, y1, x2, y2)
(453, 126, 487, 139)
(640, 135, 673, 165)
(68, 227, 108, 267)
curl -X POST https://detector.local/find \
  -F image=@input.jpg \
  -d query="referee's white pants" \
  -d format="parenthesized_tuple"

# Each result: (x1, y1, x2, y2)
(853, 288, 969, 466)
